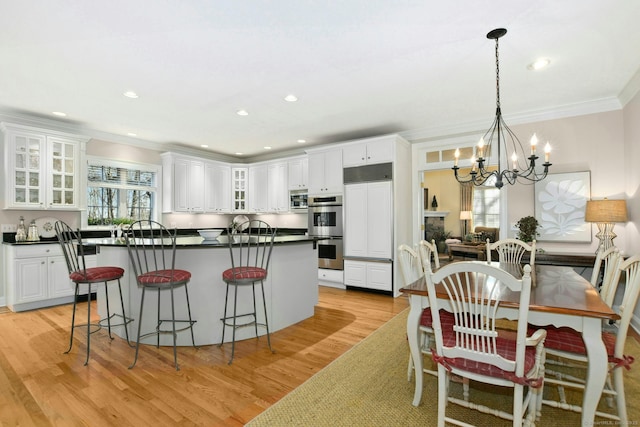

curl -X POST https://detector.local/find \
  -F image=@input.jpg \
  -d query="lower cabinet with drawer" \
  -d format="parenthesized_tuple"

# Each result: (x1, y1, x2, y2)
(4, 244, 76, 312)
(318, 268, 345, 289)
(343, 259, 392, 292)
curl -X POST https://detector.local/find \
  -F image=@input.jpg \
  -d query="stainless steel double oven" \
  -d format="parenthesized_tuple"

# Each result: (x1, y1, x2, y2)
(308, 195, 343, 270)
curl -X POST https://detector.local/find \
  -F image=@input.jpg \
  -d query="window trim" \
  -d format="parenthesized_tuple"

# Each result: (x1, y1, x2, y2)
(83, 156, 162, 229)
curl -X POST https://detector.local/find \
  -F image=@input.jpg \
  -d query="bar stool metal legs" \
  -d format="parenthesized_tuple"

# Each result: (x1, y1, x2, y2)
(64, 279, 133, 366)
(129, 283, 197, 371)
(219, 280, 273, 364)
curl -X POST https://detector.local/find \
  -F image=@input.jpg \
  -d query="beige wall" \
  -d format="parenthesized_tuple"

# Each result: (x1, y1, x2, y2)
(504, 110, 627, 253)
(623, 88, 640, 256)
(422, 169, 462, 236)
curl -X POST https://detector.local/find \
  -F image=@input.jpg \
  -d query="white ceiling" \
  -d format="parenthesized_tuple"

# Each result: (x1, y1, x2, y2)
(2, 1, 640, 160)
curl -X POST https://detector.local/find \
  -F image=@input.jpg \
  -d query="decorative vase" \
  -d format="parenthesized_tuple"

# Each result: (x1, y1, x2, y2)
(431, 196, 438, 211)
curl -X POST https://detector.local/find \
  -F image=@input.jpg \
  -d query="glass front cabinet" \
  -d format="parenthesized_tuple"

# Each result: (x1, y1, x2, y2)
(2, 123, 87, 210)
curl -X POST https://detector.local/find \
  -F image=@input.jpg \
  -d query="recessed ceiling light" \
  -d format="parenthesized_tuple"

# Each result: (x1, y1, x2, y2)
(200, 144, 209, 148)
(52, 111, 67, 117)
(235, 152, 244, 155)
(264, 146, 272, 150)
(297, 139, 306, 144)
(284, 94, 298, 102)
(528, 58, 551, 70)
(127, 132, 137, 137)
(236, 109, 249, 116)
(123, 91, 139, 98)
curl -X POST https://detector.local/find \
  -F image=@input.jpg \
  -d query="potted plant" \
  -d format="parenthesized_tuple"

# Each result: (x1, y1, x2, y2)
(515, 216, 540, 243)
(431, 228, 452, 253)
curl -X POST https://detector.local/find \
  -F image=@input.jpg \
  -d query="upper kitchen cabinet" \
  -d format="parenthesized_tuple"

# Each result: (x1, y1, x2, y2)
(162, 153, 205, 213)
(268, 161, 288, 212)
(249, 164, 268, 213)
(204, 161, 232, 213)
(1, 123, 87, 210)
(232, 167, 248, 212)
(342, 136, 394, 167)
(249, 161, 289, 213)
(307, 148, 343, 195)
(287, 156, 308, 190)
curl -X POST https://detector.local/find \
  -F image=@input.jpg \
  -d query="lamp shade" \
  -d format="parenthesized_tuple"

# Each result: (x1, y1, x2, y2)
(584, 199, 628, 223)
(459, 210, 473, 220)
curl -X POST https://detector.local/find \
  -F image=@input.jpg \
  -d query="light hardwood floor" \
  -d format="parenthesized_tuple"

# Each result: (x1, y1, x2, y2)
(0, 286, 408, 426)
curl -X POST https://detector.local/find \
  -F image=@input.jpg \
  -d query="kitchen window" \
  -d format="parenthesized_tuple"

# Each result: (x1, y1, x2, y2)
(86, 158, 159, 226)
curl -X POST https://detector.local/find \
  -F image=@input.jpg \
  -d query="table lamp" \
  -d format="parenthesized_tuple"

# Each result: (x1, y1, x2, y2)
(584, 198, 628, 251)
(459, 210, 472, 237)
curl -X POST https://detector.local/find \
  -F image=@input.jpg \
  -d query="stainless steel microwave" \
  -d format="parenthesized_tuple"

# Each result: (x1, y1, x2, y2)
(289, 190, 308, 210)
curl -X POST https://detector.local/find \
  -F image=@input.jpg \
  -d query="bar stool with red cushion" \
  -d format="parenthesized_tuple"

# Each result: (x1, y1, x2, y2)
(125, 220, 197, 371)
(55, 221, 132, 366)
(219, 219, 276, 364)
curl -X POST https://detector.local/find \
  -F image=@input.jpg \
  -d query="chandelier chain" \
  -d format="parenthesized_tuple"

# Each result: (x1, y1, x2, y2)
(495, 37, 501, 109)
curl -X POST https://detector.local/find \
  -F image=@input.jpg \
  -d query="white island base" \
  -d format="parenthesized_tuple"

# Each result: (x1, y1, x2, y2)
(96, 240, 318, 346)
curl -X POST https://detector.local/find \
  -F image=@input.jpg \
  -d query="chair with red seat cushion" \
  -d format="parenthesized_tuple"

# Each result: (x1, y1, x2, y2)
(540, 255, 640, 424)
(55, 221, 132, 366)
(125, 220, 197, 370)
(425, 261, 546, 426)
(219, 220, 276, 364)
(399, 244, 470, 400)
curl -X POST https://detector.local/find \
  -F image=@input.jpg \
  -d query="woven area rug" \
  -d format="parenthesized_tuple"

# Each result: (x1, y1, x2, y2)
(247, 308, 640, 426)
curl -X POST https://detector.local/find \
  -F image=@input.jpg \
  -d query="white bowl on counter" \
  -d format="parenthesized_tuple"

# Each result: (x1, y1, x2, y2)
(197, 229, 224, 240)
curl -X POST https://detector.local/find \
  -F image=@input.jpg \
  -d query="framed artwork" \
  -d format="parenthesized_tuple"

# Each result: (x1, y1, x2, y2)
(534, 171, 591, 242)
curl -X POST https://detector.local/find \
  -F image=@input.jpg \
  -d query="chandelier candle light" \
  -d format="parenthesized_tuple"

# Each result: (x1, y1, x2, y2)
(453, 28, 552, 189)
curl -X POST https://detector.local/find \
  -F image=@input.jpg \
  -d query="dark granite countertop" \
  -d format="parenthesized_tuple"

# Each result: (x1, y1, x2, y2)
(83, 234, 316, 248)
(2, 228, 311, 246)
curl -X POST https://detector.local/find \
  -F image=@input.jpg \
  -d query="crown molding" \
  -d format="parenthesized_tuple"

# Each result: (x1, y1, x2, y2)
(399, 97, 623, 143)
(619, 68, 640, 107)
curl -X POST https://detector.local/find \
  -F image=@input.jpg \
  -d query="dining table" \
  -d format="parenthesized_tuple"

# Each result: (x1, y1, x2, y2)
(401, 261, 621, 425)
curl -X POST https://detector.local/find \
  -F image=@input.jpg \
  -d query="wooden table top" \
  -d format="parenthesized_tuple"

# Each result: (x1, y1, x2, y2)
(401, 262, 620, 321)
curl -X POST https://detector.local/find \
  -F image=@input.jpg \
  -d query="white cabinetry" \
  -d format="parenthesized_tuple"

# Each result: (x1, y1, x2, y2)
(232, 167, 248, 212)
(308, 149, 343, 195)
(5, 244, 75, 312)
(344, 181, 392, 259)
(205, 162, 231, 213)
(268, 162, 288, 212)
(1, 123, 86, 210)
(287, 156, 308, 190)
(343, 260, 392, 292)
(250, 161, 289, 213)
(342, 137, 394, 167)
(162, 154, 205, 213)
(342, 134, 412, 296)
(249, 164, 268, 212)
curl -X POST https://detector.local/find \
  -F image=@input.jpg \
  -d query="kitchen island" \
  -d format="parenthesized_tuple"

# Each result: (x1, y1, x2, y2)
(92, 235, 318, 346)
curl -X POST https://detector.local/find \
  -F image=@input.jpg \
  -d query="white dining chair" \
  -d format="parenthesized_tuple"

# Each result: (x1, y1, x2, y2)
(486, 238, 536, 265)
(398, 244, 428, 380)
(590, 245, 622, 307)
(540, 255, 640, 424)
(425, 261, 546, 426)
(417, 239, 440, 273)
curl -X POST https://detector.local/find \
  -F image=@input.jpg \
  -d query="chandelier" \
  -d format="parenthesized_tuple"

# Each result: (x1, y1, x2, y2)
(452, 28, 552, 189)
